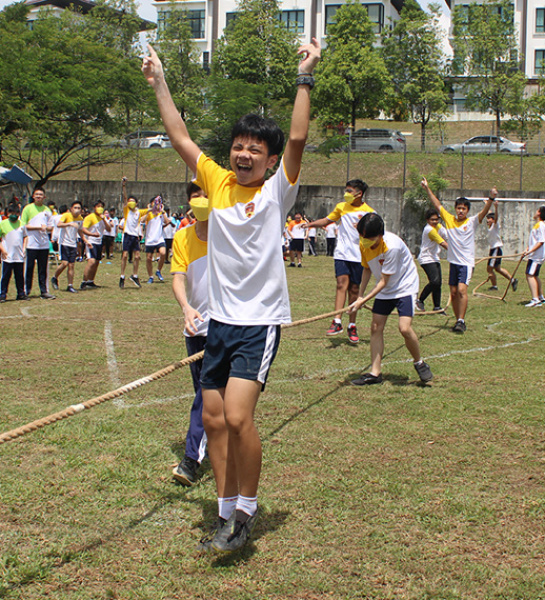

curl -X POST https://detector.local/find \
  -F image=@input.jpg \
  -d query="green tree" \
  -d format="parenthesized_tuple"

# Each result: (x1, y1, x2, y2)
(503, 78, 545, 142)
(313, 0, 392, 130)
(382, 0, 448, 151)
(451, 0, 522, 139)
(203, 0, 300, 164)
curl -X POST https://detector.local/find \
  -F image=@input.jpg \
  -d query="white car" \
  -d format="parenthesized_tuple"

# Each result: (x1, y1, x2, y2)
(440, 135, 526, 154)
(120, 131, 172, 149)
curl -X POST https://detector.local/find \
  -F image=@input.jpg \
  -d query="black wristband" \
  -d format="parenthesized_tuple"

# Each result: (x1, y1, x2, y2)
(296, 74, 315, 89)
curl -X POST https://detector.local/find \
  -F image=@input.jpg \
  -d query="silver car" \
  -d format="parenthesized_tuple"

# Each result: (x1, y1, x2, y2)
(350, 128, 406, 152)
(121, 131, 172, 149)
(440, 135, 526, 154)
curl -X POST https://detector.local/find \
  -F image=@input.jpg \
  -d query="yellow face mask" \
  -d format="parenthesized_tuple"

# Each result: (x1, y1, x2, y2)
(127, 201, 137, 210)
(96, 206, 104, 215)
(344, 192, 355, 204)
(360, 237, 376, 249)
(189, 196, 209, 222)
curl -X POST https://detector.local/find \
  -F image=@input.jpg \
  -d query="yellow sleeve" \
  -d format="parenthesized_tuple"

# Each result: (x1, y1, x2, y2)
(359, 239, 369, 268)
(428, 227, 445, 245)
(170, 230, 189, 273)
(326, 203, 344, 223)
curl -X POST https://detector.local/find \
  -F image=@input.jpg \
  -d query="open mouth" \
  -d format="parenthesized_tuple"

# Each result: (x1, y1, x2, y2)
(237, 164, 252, 172)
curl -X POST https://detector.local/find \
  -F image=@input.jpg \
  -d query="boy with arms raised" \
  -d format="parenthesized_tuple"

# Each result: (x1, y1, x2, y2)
(421, 178, 494, 333)
(351, 213, 433, 386)
(143, 39, 320, 553)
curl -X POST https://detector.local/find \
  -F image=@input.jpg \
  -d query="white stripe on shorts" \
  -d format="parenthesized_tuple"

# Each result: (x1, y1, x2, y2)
(257, 325, 278, 384)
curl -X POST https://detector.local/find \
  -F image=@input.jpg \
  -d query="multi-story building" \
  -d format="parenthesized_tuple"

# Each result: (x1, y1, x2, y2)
(152, 0, 408, 69)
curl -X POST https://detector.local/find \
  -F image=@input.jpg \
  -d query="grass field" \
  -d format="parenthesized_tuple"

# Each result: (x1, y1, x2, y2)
(1, 254, 545, 600)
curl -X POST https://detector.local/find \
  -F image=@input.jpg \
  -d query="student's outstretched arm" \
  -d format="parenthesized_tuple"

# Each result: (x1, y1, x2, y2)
(142, 45, 201, 174)
(478, 187, 496, 223)
(421, 177, 442, 212)
(283, 39, 321, 184)
(303, 217, 333, 229)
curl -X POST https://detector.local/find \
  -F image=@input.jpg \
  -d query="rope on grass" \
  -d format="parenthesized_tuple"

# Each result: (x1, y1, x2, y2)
(472, 254, 525, 302)
(0, 305, 360, 445)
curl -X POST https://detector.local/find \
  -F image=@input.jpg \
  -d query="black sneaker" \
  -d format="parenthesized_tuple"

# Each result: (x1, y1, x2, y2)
(16, 295, 30, 301)
(51, 276, 59, 290)
(416, 299, 425, 311)
(211, 508, 259, 553)
(172, 457, 199, 486)
(432, 306, 444, 313)
(129, 275, 141, 288)
(351, 373, 383, 386)
(67, 286, 78, 294)
(414, 361, 433, 383)
(0, 295, 6, 303)
(119, 277, 125, 289)
(452, 320, 466, 333)
(40, 292, 56, 300)
(326, 321, 343, 336)
(197, 517, 227, 553)
(85, 281, 100, 288)
(512, 278, 518, 292)
(80, 282, 87, 290)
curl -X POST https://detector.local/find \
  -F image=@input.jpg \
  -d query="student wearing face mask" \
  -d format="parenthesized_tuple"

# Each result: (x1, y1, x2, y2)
(0, 203, 28, 302)
(80, 200, 111, 289)
(303, 179, 374, 345)
(351, 213, 433, 386)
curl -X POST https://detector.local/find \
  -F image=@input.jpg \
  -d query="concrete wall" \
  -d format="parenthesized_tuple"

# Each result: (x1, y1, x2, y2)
(2, 181, 544, 257)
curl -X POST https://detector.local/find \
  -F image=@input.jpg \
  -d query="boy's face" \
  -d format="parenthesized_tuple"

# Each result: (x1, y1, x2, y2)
(230, 136, 278, 188)
(190, 190, 207, 201)
(486, 216, 494, 226)
(427, 215, 440, 226)
(294, 213, 302, 222)
(33, 190, 45, 205)
(71, 204, 82, 217)
(455, 204, 469, 221)
(534, 209, 541, 221)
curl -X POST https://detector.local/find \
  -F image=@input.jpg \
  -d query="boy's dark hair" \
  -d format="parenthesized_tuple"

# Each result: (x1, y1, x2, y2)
(455, 197, 471, 209)
(346, 179, 369, 196)
(7, 202, 20, 214)
(128, 195, 138, 203)
(33, 186, 45, 195)
(231, 114, 284, 157)
(486, 212, 496, 220)
(357, 212, 384, 238)
(186, 182, 203, 201)
(94, 200, 104, 207)
(109, 207, 115, 214)
(71, 200, 82, 208)
(425, 208, 440, 220)
(539, 206, 545, 221)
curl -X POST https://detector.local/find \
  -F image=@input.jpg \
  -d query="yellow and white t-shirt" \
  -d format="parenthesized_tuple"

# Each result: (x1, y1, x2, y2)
(418, 223, 447, 265)
(20, 203, 52, 250)
(287, 219, 306, 239)
(527, 221, 545, 264)
(123, 206, 148, 237)
(440, 207, 479, 267)
(58, 213, 83, 248)
(327, 201, 375, 263)
(171, 224, 208, 337)
(83, 213, 106, 244)
(360, 232, 419, 300)
(195, 153, 299, 325)
(143, 212, 166, 247)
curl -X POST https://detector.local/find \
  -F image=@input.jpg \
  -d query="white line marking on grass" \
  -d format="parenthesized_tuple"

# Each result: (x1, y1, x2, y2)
(0, 315, 23, 320)
(20, 306, 33, 318)
(104, 320, 124, 406)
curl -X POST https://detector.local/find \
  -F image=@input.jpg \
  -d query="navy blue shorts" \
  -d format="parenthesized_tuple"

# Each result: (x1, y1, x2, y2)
(60, 245, 77, 264)
(122, 233, 140, 253)
(290, 239, 304, 253)
(488, 247, 503, 268)
(86, 243, 102, 261)
(145, 242, 166, 254)
(200, 319, 281, 390)
(526, 260, 542, 276)
(334, 259, 363, 286)
(372, 295, 414, 317)
(449, 263, 473, 286)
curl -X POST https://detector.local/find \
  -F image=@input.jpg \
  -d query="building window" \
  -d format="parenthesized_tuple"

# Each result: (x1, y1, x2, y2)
(537, 8, 545, 33)
(202, 51, 210, 74)
(279, 10, 304, 34)
(536, 50, 545, 74)
(325, 3, 383, 34)
(187, 9, 205, 39)
(226, 12, 238, 29)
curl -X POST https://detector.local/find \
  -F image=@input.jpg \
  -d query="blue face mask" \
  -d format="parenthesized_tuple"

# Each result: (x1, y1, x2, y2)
(8, 214, 19, 222)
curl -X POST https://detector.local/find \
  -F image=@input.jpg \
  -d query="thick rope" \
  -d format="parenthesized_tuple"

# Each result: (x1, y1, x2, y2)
(472, 254, 525, 301)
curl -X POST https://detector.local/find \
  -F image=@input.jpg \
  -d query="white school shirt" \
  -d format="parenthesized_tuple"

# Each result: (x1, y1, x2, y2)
(143, 212, 166, 246)
(440, 207, 480, 267)
(58, 213, 83, 248)
(487, 222, 503, 249)
(360, 231, 419, 300)
(20, 204, 53, 250)
(418, 223, 447, 265)
(527, 221, 545, 264)
(195, 153, 299, 326)
(0, 219, 26, 263)
(327, 201, 375, 263)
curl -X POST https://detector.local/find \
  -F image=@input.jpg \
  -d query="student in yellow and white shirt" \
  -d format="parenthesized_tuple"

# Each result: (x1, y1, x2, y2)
(422, 178, 494, 333)
(142, 195, 170, 284)
(80, 200, 111, 289)
(485, 199, 518, 293)
(119, 177, 149, 289)
(51, 201, 83, 294)
(286, 212, 307, 267)
(303, 179, 374, 344)
(351, 212, 433, 386)
(521, 205, 545, 307)
(416, 208, 448, 312)
(144, 38, 320, 553)
(170, 184, 209, 488)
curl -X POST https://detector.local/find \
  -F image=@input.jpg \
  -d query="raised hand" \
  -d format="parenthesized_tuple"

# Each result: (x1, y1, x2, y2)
(297, 37, 321, 75)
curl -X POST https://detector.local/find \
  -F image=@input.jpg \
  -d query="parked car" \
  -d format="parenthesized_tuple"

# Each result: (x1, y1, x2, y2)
(440, 136, 526, 154)
(119, 131, 172, 149)
(350, 128, 406, 152)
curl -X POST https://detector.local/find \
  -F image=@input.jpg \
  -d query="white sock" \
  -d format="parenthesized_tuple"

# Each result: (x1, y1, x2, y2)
(236, 495, 258, 518)
(334, 318, 341, 324)
(218, 496, 238, 521)
(414, 359, 423, 366)
(348, 322, 356, 328)
(120, 275, 125, 279)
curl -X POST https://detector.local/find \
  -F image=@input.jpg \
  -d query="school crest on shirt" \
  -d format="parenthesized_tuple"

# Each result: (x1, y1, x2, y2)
(245, 202, 255, 218)
(379, 259, 384, 265)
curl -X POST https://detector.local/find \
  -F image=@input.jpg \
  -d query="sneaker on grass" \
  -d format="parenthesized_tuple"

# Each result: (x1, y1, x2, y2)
(525, 299, 541, 307)
(51, 276, 59, 290)
(172, 456, 199, 487)
(155, 270, 164, 282)
(129, 275, 141, 288)
(415, 299, 425, 311)
(351, 373, 383, 386)
(414, 361, 433, 383)
(511, 278, 518, 292)
(211, 508, 259, 553)
(197, 517, 227, 553)
(452, 319, 467, 333)
(347, 325, 359, 344)
(326, 320, 343, 336)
